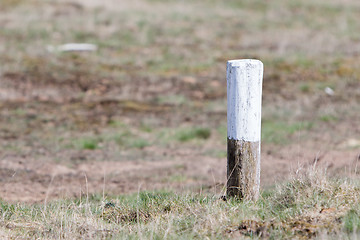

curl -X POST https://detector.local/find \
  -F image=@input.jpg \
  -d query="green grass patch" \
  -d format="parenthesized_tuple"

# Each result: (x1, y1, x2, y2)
(262, 120, 314, 144)
(129, 138, 150, 149)
(299, 83, 311, 93)
(319, 114, 338, 123)
(343, 209, 360, 233)
(73, 137, 101, 150)
(175, 127, 211, 142)
(113, 131, 150, 149)
(81, 139, 98, 150)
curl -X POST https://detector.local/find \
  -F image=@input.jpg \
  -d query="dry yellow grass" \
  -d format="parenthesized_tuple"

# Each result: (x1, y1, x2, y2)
(1, 169, 359, 239)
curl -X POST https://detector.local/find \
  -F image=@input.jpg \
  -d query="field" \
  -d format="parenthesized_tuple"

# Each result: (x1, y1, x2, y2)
(0, 0, 360, 238)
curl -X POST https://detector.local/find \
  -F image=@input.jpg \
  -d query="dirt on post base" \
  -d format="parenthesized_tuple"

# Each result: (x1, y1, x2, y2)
(227, 139, 260, 200)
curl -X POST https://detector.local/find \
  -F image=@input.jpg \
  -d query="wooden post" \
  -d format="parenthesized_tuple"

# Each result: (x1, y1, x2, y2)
(226, 59, 263, 200)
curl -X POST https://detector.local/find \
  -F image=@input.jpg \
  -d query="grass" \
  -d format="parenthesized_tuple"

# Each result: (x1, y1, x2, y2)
(1, 170, 359, 239)
(175, 127, 211, 142)
(129, 138, 150, 149)
(262, 120, 314, 144)
(299, 83, 311, 93)
(113, 131, 151, 149)
(72, 137, 101, 150)
(343, 209, 360, 233)
(319, 114, 338, 123)
(80, 140, 97, 150)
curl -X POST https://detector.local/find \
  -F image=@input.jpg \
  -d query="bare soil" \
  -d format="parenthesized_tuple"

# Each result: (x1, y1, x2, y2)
(1, 65, 358, 203)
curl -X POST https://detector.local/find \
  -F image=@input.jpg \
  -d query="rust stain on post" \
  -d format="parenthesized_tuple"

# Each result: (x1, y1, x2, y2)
(227, 139, 260, 200)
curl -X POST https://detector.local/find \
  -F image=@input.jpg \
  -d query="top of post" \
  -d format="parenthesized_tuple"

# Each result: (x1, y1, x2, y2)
(227, 59, 263, 67)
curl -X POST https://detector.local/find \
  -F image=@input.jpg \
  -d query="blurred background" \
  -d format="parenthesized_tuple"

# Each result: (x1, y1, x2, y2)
(0, 0, 359, 203)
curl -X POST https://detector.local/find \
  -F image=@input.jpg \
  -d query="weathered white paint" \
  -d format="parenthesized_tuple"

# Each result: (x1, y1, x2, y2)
(227, 59, 263, 141)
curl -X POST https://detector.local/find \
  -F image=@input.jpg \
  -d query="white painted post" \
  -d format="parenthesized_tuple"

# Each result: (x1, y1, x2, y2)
(226, 59, 263, 200)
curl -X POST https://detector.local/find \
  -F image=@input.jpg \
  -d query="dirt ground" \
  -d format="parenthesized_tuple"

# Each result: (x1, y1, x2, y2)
(0, 0, 360, 203)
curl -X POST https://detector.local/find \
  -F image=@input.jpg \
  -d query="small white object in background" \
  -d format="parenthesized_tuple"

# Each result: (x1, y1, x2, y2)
(324, 87, 334, 96)
(339, 138, 360, 149)
(47, 43, 97, 52)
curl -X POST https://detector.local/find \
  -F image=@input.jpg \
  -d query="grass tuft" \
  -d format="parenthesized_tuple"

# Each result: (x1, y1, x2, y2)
(81, 139, 98, 150)
(343, 209, 360, 233)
